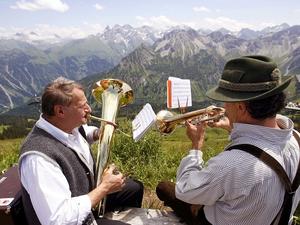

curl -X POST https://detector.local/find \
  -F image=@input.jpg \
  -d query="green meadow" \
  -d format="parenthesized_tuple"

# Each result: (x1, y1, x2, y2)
(0, 138, 22, 172)
(0, 121, 229, 207)
(0, 120, 299, 223)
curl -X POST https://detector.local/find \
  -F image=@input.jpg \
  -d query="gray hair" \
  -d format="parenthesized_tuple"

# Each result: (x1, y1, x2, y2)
(41, 77, 84, 116)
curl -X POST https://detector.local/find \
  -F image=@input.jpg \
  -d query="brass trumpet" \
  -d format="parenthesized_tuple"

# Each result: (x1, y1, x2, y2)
(156, 105, 225, 135)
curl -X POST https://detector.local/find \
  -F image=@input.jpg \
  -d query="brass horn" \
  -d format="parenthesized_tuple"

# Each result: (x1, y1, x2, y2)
(92, 79, 133, 217)
(156, 105, 225, 135)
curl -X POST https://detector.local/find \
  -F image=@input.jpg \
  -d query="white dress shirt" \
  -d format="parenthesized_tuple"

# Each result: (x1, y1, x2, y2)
(20, 116, 98, 225)
(176, 114, 300, 225)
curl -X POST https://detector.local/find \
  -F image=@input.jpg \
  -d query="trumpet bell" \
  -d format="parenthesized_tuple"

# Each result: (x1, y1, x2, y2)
(92, 79, 134, 106)
(156, 110, 176, 135)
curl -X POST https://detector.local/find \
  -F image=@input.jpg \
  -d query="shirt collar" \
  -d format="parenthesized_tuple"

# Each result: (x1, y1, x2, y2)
(36, 114, 79, 146)
(230, 114, 294, 144)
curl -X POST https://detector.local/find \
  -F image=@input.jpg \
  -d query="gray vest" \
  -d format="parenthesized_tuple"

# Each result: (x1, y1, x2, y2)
(19, 126, 96, 225)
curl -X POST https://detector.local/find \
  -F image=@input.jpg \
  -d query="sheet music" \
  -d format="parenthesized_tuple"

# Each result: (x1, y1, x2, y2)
(132, 103, 156, 142)
(167, 76, 192, 109)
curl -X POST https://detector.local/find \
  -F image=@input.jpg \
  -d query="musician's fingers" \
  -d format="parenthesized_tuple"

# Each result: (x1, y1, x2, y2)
(104, 164, 116, 175)
(207, 121, 215, 127)
(108, 163, 116, 170)
(200, 121, 208, 127)
(185, 120, 194, 127)
(186, 119, 206, 128)
(103, 167, 109, 174)
(120, 177, 126, 188)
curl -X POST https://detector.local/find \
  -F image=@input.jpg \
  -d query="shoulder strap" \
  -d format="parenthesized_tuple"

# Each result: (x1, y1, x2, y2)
(226, 144, 292, 192)
(226, 130, 300, 225)
(276, 130, 300, 225)
(292, 130, 300, 191)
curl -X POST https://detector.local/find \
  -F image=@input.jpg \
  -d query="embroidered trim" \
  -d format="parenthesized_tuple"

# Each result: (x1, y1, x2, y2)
(219, 68, 282, 92)
(218, 79, 279, 92)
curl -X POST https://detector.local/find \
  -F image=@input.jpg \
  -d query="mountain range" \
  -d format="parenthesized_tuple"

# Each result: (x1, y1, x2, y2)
(0, 23, 299, 115)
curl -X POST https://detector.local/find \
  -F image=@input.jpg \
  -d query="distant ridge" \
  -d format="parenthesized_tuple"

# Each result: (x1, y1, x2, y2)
(0, 23, 299, 115)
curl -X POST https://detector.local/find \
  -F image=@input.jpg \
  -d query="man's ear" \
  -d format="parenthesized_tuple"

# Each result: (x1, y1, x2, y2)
(53, 105, 65, 118)
(237, 102, 248, 115)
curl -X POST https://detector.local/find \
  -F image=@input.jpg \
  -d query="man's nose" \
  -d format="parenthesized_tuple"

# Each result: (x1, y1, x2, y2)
(85, 104, 92, 113)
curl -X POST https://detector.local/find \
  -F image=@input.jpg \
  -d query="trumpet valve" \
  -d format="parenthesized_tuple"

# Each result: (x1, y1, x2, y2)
(200, 107, 225, 122)
(156, 120, 176, 135)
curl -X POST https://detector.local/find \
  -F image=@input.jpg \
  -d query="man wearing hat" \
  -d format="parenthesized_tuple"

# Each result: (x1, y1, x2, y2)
(156, 55, 299, 225)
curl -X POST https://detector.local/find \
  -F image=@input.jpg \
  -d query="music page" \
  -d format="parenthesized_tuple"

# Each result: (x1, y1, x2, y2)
(167, 76, 192, 109)
(132, 103, 156, 142)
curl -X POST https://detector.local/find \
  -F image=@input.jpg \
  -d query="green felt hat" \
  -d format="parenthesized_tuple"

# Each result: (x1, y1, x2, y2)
(206, 55, 293, 102)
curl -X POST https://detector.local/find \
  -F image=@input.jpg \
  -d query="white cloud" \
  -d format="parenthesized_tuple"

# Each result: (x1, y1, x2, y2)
(257, 22, 276, 30)
(136, 15, 180, 29)
(94, 3, 103, 11)
(0, 23, 105, 41)
(293, 9, 300, 13)
(10, 0, 69, 12)
(81, 22, 104, 33)
(135, 15, 259, 31)
(203, 17, 255, 31)
(193, 6, 211, 13)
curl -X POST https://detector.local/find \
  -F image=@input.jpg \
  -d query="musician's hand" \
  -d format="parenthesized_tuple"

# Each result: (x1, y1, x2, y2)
(101, 164, 126, 194)
(88, 164, 125, 207)
(185, 120, 206, 150)
(207, 116, 232, 132)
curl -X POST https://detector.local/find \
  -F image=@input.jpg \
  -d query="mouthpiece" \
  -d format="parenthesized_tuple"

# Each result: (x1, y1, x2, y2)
(88, 114, 118, 128)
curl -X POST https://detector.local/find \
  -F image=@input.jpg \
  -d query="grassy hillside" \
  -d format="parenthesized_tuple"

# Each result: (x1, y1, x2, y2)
(0, 138, 22, 171)
(0, 122, 298, 221)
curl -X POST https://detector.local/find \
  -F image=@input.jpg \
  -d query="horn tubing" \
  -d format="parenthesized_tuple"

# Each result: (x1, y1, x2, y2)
(95, 88, 121, 217)
(92, 79, 133, 218)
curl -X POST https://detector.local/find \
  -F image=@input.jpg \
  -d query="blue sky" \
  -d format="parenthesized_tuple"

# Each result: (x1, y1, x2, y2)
(0, 0, 299, 39)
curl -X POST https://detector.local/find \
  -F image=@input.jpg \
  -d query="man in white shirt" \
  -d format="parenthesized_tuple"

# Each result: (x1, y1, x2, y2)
(19, 78, 143, 225)
(156, 55, 299, 225)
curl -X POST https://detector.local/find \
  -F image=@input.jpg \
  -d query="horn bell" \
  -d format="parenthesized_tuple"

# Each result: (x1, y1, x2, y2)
(92, 79, 134, 106)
